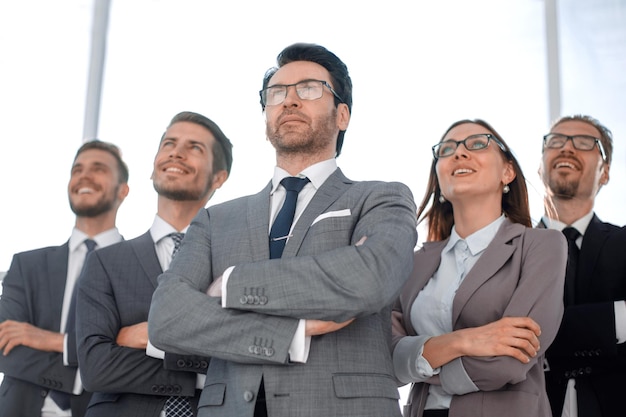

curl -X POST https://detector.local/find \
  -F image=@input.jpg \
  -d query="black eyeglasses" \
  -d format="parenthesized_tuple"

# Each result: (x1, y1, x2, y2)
(432, 134, 507, 159)
(543, 133, 606, 160)
(259, 79, 343, 106)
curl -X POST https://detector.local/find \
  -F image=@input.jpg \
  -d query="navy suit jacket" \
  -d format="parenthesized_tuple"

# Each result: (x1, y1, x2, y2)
(544, 214, 626, 416)
(0, 243, 91, 417)
(76, 231, 205, 417)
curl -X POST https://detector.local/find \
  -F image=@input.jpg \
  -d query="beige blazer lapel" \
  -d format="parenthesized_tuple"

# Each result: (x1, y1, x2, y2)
(452, 220, 524, 327)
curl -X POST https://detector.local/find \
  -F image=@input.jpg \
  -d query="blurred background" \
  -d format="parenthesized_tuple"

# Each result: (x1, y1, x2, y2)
(1, 0, 625, 270)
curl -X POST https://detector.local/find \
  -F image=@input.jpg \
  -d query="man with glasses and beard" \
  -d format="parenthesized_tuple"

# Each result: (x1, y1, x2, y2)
(0, 140, 129, 417)
(538, 114, 626, 417)
(75, 111, 232, 417)
(148, 43, 417, 417)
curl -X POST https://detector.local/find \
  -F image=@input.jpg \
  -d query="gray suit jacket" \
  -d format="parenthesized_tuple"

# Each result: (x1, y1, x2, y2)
(148, 169, 418, 417)
(392, 220, 567, 417)
(0, 244, 91, 417)
(76, 232, 204, 417)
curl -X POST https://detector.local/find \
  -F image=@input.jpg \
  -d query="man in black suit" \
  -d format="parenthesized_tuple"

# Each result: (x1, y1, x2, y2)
(0, 140, 129, 417)
(75, 111, 232, 416)
(539, 114, 626, 417)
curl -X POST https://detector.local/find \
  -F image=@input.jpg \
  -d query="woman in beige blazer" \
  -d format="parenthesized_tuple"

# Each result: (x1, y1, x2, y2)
(392, 119, 567, 417)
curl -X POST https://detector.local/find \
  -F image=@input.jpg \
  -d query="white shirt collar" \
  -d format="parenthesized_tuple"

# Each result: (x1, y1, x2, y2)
(271, 158, 337, 194)
(443, 215, 506, 257)
(542, 210, 594, 236)
(69, 227, 123, 252)
(149, 214, 188, 244)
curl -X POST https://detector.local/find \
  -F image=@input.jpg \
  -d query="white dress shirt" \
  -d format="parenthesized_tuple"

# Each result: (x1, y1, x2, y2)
(43, 227, 123, 417)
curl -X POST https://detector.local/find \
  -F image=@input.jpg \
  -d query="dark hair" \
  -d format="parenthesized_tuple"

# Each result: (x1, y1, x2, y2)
(164, 111, 234, 175)
(260, 43, 352, 157)
(74, 140, 129, 184)
(417, 119, 531, 241)
(549, 114, 613, 165)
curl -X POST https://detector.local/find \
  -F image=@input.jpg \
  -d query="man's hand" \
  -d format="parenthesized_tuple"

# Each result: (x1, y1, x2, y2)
(207, 275, 223, 297)
(0, 320, 64, 355)
(305, 318, 355, 336)
(116, 322, 149, 349)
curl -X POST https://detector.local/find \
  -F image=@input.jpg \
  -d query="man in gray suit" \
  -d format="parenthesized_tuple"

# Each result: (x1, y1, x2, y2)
(0, 140, 129, 417)
(75, 111, 232, 416)
(148, 43, 418, 417)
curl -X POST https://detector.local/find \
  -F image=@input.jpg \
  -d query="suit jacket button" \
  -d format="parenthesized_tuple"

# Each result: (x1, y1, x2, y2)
(240, 295, 248, 304)
(243, 391, 254, 402)
(174, 385, 182, 394)
(177, 359, 186, 368)
(151, 385, 159, 393)
(40, 390, 47, 398)
(253, 295, 260, 304)
(248, 346, 256, 353)
(200, 361, 208, 369)
(246, 295, 255, 304)
(259, 296, 268, 305)
(159, 385, 167, 394)
(253, 346, 261, 355)
(166, 386, 174, 394)
(264, 347, 274, 357)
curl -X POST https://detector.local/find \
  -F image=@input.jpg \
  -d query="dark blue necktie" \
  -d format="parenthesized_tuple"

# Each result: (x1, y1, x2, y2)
(50, 239, 97, 410)
(269, 176, 309, 259)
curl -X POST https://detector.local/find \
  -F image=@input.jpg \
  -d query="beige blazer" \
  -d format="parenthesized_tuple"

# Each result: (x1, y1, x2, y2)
(392, 220, 567, 417)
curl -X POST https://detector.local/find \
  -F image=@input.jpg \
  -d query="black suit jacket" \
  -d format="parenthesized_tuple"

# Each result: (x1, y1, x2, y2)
(0, 243, 91, 417)
(76, 231, 205, 416)
(544, 214, 626, 416)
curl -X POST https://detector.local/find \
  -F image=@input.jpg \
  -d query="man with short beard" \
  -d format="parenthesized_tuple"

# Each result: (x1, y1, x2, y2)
(75, 111, 232, 417)
(538, 114, 626, 417)
(0, 140, 129, 417)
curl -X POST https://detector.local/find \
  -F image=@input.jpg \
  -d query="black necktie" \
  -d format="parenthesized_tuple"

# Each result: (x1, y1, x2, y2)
(50, 239, 97, 410)
(269, 177, 310, 259)
(164, 233, 193, 417)
(562, 227, 580, 306)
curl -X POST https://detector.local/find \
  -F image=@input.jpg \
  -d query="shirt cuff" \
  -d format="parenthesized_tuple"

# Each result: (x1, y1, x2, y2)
(288, 319, 310, 363)
(221, 266, 235, 308)
(615, 301, 626, 344)
(146, 338, 165, 359)
(63, 334, 69, 366)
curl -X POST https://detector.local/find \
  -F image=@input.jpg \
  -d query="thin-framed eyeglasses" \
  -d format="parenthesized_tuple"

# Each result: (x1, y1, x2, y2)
(259, 79, 344, 107)
(432, 133, 507, 159)
(543, 133, 606, 161)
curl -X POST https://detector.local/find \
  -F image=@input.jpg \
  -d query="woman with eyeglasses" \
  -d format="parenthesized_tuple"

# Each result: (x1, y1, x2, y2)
(392, 119, 567, 417)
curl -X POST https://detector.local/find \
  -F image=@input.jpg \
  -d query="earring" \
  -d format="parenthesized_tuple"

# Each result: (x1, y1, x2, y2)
(503, 184, 510, 194)
(438, 195, 446, 203)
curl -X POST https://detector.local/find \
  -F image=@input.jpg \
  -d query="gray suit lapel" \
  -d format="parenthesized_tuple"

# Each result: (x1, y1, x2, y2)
(47, 244, 69, 328)
(452, 220, 522, 326)
(247, 182, 272, 261)
(282, 169, 352, 258)
(131, 231, 163, 289)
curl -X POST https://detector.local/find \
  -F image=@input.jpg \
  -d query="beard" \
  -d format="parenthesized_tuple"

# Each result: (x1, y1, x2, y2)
(266, 109, 337, 156)
(153, 174, 214, 202)
(547, 174, 579, 199)
(70, 185, 119, 217)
